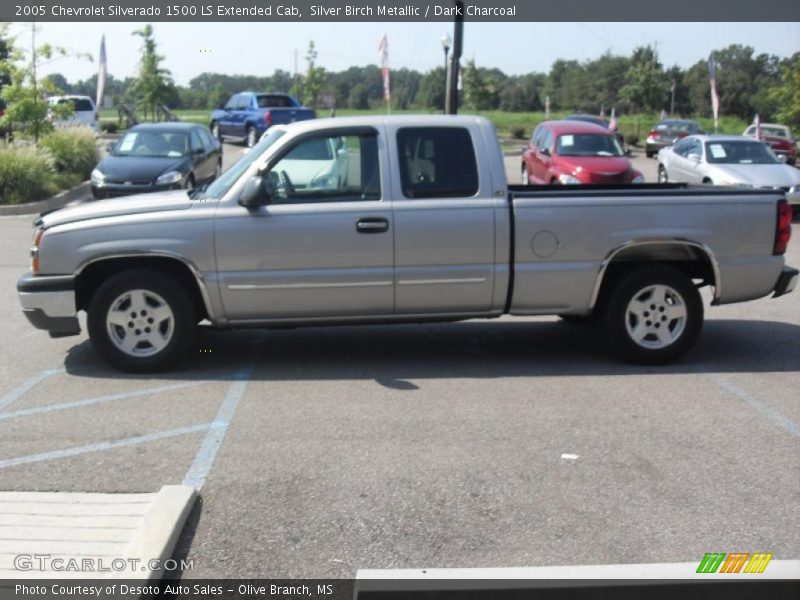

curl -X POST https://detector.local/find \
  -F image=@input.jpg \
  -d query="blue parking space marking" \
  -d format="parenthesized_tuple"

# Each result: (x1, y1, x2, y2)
(0, 369, 65, 410)
(708, 373, 800, 439)
(0, 381, 208, 423)
(0, 422, 217, 470)
(182, 357, 256, 490)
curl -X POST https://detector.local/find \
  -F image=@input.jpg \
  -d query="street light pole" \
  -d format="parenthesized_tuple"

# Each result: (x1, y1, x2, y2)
(445, 0, 464, 115)
(441, 33, 451, 113)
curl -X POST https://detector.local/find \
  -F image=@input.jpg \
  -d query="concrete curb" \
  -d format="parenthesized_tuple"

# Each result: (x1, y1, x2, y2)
(113, 484, 197, 580)
(0, 181, 92, 217)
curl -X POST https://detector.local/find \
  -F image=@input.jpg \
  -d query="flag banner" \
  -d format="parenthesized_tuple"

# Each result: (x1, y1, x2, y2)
(753, 113, 762, 140)
(96, 34, 107, 109)
(708, 52, 719, 132)
(608, 107, 617, 131)
(378, 34, 390, 106)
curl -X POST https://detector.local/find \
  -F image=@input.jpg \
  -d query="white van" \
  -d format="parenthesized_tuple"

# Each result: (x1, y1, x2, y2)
(47, 95, 99, 132)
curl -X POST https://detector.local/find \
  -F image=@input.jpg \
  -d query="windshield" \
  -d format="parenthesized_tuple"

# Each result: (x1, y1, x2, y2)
(192, 128, 286, 200)
(112, 131, 189, 158)
(705, 141, 779, 164)
(556, 133, 623, 157)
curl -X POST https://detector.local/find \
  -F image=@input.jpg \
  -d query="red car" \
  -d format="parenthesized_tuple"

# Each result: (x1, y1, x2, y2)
(522, 120, 644, 185)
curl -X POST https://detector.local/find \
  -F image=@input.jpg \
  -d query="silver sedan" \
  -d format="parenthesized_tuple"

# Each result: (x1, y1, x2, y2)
(657, 135, 800, 210)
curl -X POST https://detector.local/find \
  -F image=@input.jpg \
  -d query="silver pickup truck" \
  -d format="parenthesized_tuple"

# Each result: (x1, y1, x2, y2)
(17, 116, 798, 371)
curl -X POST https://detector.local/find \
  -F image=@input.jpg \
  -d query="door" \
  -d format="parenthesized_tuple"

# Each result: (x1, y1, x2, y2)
(667, 137, 693, 182)
(231, 94, 252, 138)
(189, 128, 213, 181)
(532, 127, 553, 183)
(219, 95, 237, 137)
(214, 128, 394, 320)
(390, 126, 497, 315)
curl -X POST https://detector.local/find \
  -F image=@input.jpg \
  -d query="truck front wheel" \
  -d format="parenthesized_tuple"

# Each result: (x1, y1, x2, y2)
(602, 266, 703, 365)
(245, 126, 257, 148)
(87, 270, 196, 372)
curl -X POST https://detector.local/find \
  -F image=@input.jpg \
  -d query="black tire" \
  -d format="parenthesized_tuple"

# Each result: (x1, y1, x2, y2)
(657, 165, 668, 183)
(210, 121, 220, 141)
(245, 126, 256, 148)
(646, 151, 653, 158)
(87, 269, 196, 372)
(601, 266, 703, 365)
(183, 174, 195, 191)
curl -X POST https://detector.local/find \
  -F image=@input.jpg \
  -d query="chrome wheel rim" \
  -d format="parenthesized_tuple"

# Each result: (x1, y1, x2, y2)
(247, 129, 256, 147)
(211, 124, 219, 138)
(106, 289, 174, 357)
(625, 284, 687, 349)
(658, 168, 667, 183)
(522, 166, 529, 185)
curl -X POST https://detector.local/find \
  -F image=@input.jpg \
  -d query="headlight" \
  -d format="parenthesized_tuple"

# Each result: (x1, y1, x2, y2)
(90, 168, 105, 185)
(156, 170, 183, 185)
(558, 174, 581, 185)
(631, 174, 644, 184)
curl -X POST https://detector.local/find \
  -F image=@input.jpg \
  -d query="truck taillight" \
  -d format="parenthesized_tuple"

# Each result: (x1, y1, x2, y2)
(774, 199, 792, 255)
(264, 111, 272, 127)
(648, 130, 660, 139)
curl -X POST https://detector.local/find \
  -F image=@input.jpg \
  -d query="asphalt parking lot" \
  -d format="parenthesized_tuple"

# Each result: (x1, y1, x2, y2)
(0, 143, 797, 578)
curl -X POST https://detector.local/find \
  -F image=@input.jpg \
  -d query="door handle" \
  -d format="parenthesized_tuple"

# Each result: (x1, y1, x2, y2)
(356, 217, 389, 234)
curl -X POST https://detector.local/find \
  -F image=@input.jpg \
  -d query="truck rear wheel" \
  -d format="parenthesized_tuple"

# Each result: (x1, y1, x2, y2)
(87, 270, 196, 372)
(602, 266, 702, 365)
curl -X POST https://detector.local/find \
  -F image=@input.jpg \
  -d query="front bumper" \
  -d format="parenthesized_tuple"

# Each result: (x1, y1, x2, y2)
(773, 266, 799, 298)
(17, 273, 80, 337)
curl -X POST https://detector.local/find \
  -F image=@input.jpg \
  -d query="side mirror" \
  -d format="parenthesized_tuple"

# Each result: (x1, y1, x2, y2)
(238, 175, 275, 208)
(106, 142, 116, 153)
(540, 147, 551, 157)
(777, 153, 788, 163)
(192, 147, 204, 156)
(688, 152, 701, 162)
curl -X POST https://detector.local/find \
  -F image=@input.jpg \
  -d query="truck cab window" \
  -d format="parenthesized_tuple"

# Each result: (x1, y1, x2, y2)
(267, 133, 381, 204)
(397, 127, 479, 198)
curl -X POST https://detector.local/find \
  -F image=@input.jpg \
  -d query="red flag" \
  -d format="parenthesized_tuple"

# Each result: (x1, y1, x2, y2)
(378, 34, 390, 106)
(608, 107, 617, 132)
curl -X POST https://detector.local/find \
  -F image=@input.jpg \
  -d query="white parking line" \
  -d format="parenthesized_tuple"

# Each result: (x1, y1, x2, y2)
(182, 357, 256, 490)
(707, 373, 800, 439)
(0, 368, 65, 411)
(0, 381, 208, 423)
(0, 423, 216, 470)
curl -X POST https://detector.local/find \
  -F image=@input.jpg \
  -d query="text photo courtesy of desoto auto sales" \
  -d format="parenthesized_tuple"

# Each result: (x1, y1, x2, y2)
(0, 1, 799, 599)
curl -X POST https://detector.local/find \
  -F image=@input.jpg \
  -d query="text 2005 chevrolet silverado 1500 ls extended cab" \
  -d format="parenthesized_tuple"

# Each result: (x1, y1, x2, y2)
(17, 116, 798, 371)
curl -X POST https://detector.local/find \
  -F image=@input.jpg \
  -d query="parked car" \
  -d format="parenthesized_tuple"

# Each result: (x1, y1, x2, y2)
(564, 113, 625, 148)
(91, 122, 222, 199)
(210, 92, 315, 148)
(47, 95, 99, 132)
(522, 120, 643, 185)
(657, 134, 800, 214)
(0, 99, 12, 141)
(742, 122, 796, 165)
(18, 116, 796, 371)
(646, 119, 703, 158)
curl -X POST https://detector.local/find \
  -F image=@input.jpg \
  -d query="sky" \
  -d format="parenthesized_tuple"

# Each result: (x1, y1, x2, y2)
(7, 21, 800, 86)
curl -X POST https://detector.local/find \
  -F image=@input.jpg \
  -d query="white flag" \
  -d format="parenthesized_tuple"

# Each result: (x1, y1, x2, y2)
(96, 35, 107, 110)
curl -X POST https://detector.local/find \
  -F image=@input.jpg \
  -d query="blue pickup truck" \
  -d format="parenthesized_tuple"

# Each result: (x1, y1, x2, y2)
(209, 92, 316, 148)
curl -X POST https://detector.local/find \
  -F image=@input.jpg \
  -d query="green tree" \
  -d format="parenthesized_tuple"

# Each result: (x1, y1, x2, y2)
(0, 24, 75, 142)
(347, 83, 369, 109)
(769, 53, 800, 127)
(619, 45, 669, 113)
(131, 24, 173, 120)
(302, 41, 326, 108)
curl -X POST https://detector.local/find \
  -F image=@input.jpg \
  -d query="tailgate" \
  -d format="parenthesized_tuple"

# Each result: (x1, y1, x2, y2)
(267, 108, 316, 125)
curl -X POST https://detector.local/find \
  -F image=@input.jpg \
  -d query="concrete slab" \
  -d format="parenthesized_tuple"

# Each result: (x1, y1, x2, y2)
(0, 485, 195, 579)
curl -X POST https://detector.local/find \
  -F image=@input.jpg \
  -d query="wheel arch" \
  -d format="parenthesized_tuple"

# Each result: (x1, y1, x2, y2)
(589, 239, 721, 310)
(74, 254, 215, 322)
